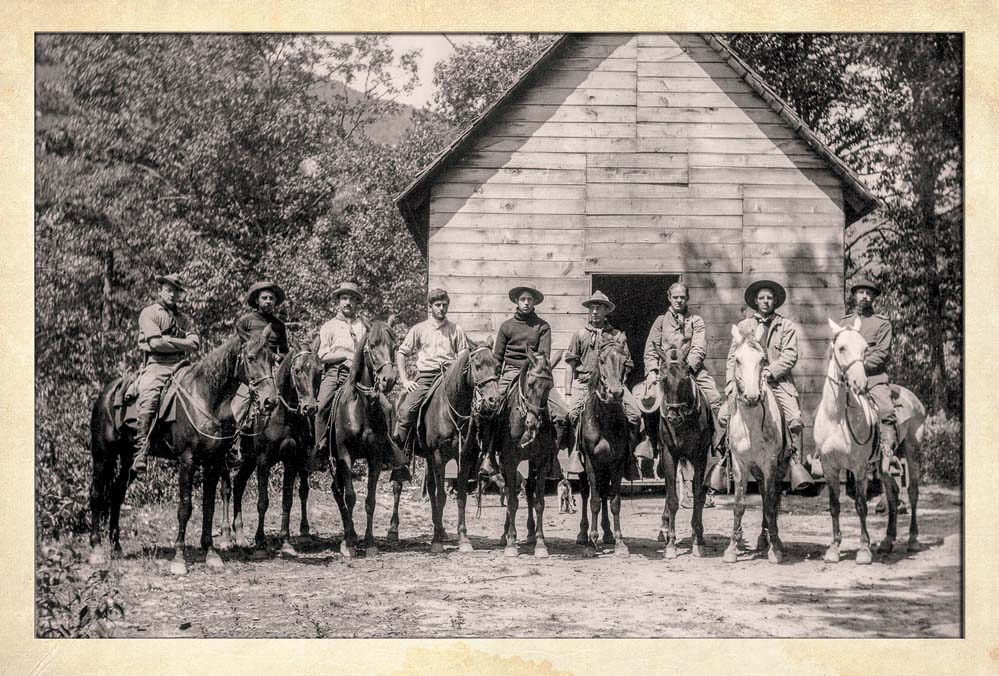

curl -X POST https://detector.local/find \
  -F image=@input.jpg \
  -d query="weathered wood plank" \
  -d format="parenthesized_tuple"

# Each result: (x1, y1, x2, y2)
(637, 92, 769, 108)
(430, 226, 583, 246)
(498, 104, 637, 123)
(432, 183, 585, 200)
(428, 275, 590, 297)
(586, 214, 743, 229)
(690, 152, 827, 169)
(448, 312, 591, 334)
(577, 34, 638, 46)
(743, 197, 844, 214)
(743, 226, 843, 245)
(472, 136, 637, 154)
(743, 242, 842, 259)
(586, 198, 743, 215)
(585, 183, 742, 199)
(585, 226, 743, 244)
(584, 244, 742, 273)
(430, 197, 585, 215)
(439, 167, 585, 185)
(537, 70, 638, 90)
(587, 152, 688, 168)
(636, 46, 727, 62)
(745, 257, 842, 274)
(429, 212, 587, 229)
(638, 106, 785, 125)
(446, 293, 588, 314)
(586, 167, 689, 184)
(687, 138, 815, 155)
(567, 42, 638, 59)
(696, 287, 846, 305)
(683, 272, 843, 289)
(454, 151, 587, 170)
(742, 212, 844, 227)
(637, 34, 710, 48)
(694, 166, 841, 186)
(742, 184, 844, 200)
(550, 57, 637, 72)
(689, 304, 844, 324)
(430, 259, 585, 278)
(487, 121, 636, 139)
(638, 61, 744, 78)
(636, 76, 756, 94)
(639, 122, 797, 139)
(518, 88, 637, 106)
(633, 137, 691, 153)
(435, 242, 583, 262)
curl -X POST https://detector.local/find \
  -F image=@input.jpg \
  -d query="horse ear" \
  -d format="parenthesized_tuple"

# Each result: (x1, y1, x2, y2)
(827, 317, 842, 335)
(550, 349, 564, 369)
(526, 347, 537, 366)
(851, 316, 862, 332)
(653, 343, 667, 363)
(730, 324, 743, 344)
(484, 335, 494, 349)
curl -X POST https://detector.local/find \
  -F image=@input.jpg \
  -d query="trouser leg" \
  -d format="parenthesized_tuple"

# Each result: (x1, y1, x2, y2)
(131, 362, 172, 475)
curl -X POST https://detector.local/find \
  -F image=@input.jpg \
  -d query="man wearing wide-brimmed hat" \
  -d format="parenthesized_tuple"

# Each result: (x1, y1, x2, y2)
(235, 281, 289, 357)
(392, 287, 470, 449)
(841, 277, 897, 471)
(131, 273, 201, 476)
(311, 280, 367, 470)
(722, 279, 809, 479)
(563, 290, 643, 480)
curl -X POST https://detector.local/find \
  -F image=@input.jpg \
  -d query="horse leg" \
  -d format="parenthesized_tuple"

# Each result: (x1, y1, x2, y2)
(524, 473, 537, 545)
(610, 474, 628, 558)
(586, 464, 601, 555)
(88, 447, 114, 563)
(363, 459, 380, 556)
(601, 493, 614, 545)
(428, 458, 448, 554)
(231, 459, 255, 549)
(576, 470, 591, 546)
(329, 452, 357, 558)
(279, 458, 298, 557)
(107, 457, 133, 558)
(298, 464, 311, 539)
(201, 461, 224, 571)
(690, 459, 707, 557)
(824, 468, 843, 563)
(763, 469, 785, 564)
(252, 461, 270, 557)
(905, 451, 924, 552)
(854, 472, 873, 564)
(170, 456, 194, 575)
(387, 476, 402, 543)
(457, 448, 476, 553)
(723, 472, 747, 564)
(877, 464, 899, 555)
(533, 454, 552, 558)
(503, 461, 520, 557)
(661, 452, 679, 559)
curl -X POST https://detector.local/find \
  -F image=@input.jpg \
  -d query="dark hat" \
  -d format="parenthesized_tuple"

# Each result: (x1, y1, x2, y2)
(427, 288, 450, 304)
(744, 279, 787, 311)
(154, 273, 186, 292)
(508, 285, 544, 305)
(245, 281, 285, 308)
(581, 290, 615, 313)
(849, 277, 881, 296)
(331, 281, 364, 302)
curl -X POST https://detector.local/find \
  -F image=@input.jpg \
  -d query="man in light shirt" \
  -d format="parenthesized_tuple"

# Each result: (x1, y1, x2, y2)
(310, 281, 367, 470)
(392, 288, 470, 448)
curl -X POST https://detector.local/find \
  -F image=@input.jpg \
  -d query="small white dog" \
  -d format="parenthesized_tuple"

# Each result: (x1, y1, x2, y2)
(557, 478, 576, 514)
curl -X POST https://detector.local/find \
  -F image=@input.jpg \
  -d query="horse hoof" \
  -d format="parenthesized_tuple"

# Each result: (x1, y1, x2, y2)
(169, 559, 188, 576)
(504, 546, 518, 558)
(88, 547, 107, 567)
(575, 534, 589, 546)
(340, 542, 356, 558)
(756, 536, 769, 552)
(907, 539, 927, 553)
(722, 547, 738, 564)
(364, 544, 379, 557)
(615, 544, 630, 558)
(281, 542, 299, 558)
(602, 534, 616, 546)
(385, 530, 399, 544)
(664, 545, 678, 560)
(525, 536, 537, 546)
(877, 539, 894, 555)
(691, 544, 705, 558)
(824, 546, 841, 563)
(458, 541, 474, 553)
(216, 537, 233, 552)
(235, 535, 251, 549)
(205, 549, 224, 570)
(535, 545, 549, 559)
(251, 547, 269, 560)
(430, 541, 445, 554)
(767, 547, 784, 564)
(657, 530, 665, 543)
(856, 547, 873, 565)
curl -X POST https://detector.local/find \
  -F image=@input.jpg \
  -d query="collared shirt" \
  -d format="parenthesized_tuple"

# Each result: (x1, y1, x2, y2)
(840, 310, 892, 379)
(317, 315, 367, 367)
(565, 321, 633, 382)
(138, 301, 198, 362)
(235, 310, 289, 354)
(643, 309, 707, 374)
(399, 318, 469, 373)
(726, 311, 798, 385)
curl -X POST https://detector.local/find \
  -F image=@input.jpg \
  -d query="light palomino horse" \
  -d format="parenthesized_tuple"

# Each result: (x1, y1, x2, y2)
(814, 317, 927, 564)
(726, 324, 791, 564)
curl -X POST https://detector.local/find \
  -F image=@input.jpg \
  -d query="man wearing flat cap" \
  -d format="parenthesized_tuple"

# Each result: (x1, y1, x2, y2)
(311, 280, 367, 469)
(131, 273, 201, 476)
(564, 290, 643, 480)
(722, 279, 808, 473)
(393, 288, 470, 448)
(841, 277, 897, 469)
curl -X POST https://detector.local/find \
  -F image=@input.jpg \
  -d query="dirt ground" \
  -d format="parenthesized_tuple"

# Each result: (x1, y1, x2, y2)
(82, 475, 961, 638)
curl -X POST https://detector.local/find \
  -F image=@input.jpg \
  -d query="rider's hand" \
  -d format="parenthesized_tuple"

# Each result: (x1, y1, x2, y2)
(762, 368, 774, 382)
(403, 380, 419, 393)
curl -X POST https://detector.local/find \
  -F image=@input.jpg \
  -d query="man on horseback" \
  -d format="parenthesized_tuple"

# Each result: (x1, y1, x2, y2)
(131, 273, 201, 476)
(643, 283, 723, 442)
(840, 278, 897, 470)
(564, 291, 643, 482)
(311, 281, 367, 470)
(392, 288, 470, 449)
(721, 280, 810, 482)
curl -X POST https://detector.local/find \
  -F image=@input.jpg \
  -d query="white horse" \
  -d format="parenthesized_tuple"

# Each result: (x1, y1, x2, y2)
(814, 317, 927, 564)
(725, 324, 791, 564)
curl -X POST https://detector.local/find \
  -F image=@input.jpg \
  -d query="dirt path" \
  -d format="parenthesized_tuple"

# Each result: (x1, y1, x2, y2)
(82, 478, 961, 638)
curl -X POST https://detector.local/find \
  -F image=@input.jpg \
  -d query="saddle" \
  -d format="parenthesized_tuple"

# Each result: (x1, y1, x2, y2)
(405, 373, 447, 457)
(110, 362, 189, 442)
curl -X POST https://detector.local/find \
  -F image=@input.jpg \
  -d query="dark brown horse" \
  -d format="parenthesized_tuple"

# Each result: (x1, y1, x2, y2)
(89, 330, 278, 574)
(575, 339, 632, 557)
(652, 343, 714, 559)
(231, 346, 321, 557)
(389, 341, 502, 553)
(496, 348, 561, 558)
(324, 320, 404, 558)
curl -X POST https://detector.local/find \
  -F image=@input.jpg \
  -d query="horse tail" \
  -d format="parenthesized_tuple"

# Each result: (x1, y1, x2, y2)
(89, 378, 121, 546)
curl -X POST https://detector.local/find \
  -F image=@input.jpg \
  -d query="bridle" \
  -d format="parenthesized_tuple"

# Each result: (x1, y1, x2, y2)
(591, 343, 626, 405)
(826, 328, 875, 446)
(445, 346, 500, 452)
(826, 328, 867, 386)
(659, 359, 698, 425)
(276, 350, 317, 416)
(516, 363, 553, 421)
(733, 342, 768, 408)
(354, 342, 394, 397)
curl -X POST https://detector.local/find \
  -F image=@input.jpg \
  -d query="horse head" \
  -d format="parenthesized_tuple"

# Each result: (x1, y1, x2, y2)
(827, 316, 868, 395)
(594, 338, 628, 404)
(362, 320, 398, 394)
(467, 336, 501, 416)
(518, 348, 559, 445)
(242, 325, 279, 413)
(653, 342, 695, 424)
(730, 323, 767, 406)
(289, 347, 321, 416)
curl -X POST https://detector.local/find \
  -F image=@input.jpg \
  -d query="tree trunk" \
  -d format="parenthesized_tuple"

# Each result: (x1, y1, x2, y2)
(101, 249, 114, 335)
(916, 159, 946, 414)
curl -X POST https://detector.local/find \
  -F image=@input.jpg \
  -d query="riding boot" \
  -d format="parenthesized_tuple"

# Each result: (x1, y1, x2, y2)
(788, 427, 814, 492)
(130, 411, 155, 475)
(879, 423, 898, 472)
(624, 426, 642, 482)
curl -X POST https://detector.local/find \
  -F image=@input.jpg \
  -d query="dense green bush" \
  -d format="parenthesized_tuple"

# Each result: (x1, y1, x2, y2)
(920, 411, 962, 486)
(36, 541, 125, 638)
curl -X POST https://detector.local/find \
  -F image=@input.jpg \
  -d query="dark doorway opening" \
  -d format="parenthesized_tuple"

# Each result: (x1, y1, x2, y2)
(591, 274, 679, 389)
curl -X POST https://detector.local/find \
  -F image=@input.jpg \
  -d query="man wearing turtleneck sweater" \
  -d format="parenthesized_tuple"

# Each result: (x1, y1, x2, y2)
(722, 279, 805, 468)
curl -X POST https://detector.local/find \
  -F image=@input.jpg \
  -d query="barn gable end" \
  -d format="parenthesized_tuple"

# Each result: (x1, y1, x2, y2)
(397, 33, 879, 452)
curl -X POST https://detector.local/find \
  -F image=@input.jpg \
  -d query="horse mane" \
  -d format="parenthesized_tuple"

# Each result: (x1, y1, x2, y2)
(347, 320, 394, 384)
(185, 334, 244, 396)
(441, 348, 472, 399)
(275, 345, 295, 400)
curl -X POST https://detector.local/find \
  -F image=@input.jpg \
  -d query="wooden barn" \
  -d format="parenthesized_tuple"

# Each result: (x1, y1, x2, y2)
(396, 33, 878, 453)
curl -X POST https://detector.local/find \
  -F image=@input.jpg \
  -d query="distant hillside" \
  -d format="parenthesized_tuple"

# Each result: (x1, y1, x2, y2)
(313, 79, 417, 146)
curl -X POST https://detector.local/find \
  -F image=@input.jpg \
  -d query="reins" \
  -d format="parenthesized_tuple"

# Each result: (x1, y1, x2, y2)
(825, 329, 876, 446)
(275, 350, 315, 416)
